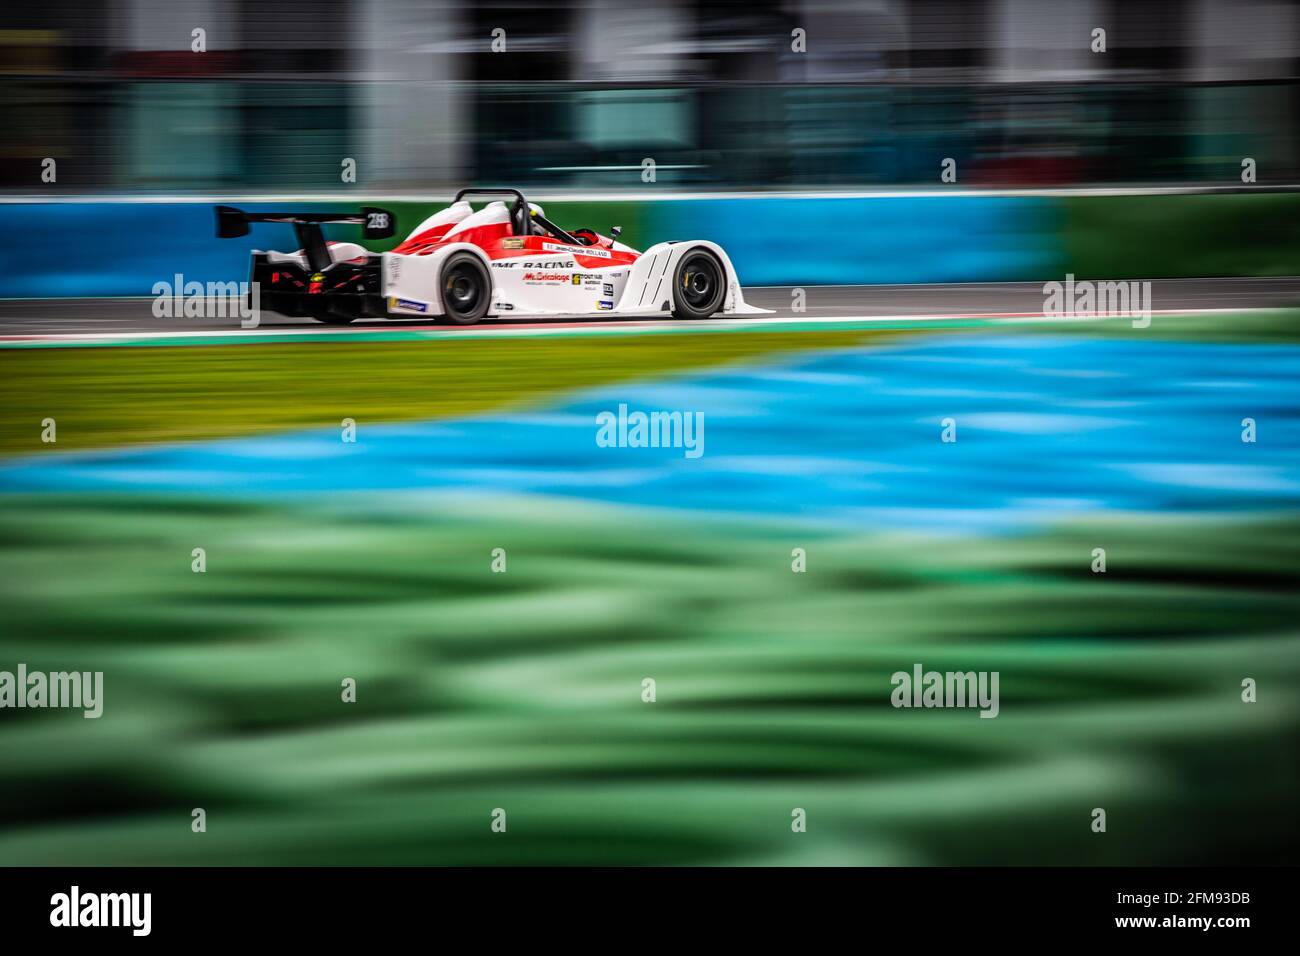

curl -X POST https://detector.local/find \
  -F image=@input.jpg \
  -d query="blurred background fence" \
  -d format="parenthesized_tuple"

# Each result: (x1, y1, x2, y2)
(2, 0, 1298, 192)
(3, 77, 1299, 191)
(1, 0, 1298, 293)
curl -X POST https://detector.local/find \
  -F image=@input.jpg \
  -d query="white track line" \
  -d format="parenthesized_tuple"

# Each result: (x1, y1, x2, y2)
(0, 308, 1272, 346)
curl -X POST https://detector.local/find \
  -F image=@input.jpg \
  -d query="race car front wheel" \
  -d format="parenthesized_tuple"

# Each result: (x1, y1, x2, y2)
(439, 253, 491, 325)
(671, 250, 726, 320)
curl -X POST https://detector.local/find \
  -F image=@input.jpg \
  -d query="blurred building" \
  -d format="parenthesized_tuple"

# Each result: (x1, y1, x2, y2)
(1, 0, 1297, 191)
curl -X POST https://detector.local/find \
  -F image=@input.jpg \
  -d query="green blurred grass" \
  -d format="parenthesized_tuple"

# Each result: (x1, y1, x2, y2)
(0, 329, 897, 455)
(3, 311, 1299, 865)
(0, 494, 1296, 865)
(5, 309, 1299, 458)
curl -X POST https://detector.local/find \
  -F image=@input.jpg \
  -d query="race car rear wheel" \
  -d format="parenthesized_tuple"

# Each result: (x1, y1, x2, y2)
(671, 250, 725, 320)
(439, 253, 491, 325)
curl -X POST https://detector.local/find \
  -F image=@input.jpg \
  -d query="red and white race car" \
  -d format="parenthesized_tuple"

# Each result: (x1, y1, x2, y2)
(216, 188, 766, 325)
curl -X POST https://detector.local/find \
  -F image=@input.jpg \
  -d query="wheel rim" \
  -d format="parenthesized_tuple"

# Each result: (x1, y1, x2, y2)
(680, 254, 722, 312)
(445, 263, 483, 317)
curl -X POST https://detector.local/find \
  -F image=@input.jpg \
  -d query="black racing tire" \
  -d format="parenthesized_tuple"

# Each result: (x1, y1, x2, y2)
(438, 252, 492, 325)
(671, 249, 726, 320)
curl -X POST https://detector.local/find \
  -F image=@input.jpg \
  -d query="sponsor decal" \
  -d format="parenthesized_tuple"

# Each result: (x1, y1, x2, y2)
(598, 300, 614, 310)
(524, 272, 569, 283)
(508, 259, 567, 269)
(493, 302, 514, 311)
(389, 296, 428, 313)
(603, 283, 614, 296)
(544, 241, 612, 259)
(502, 237, 525, 250)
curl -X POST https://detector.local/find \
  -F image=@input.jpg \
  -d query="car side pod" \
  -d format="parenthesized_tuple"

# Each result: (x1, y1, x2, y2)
(611, 240, 770, 316)
(380, 241, 496, 320)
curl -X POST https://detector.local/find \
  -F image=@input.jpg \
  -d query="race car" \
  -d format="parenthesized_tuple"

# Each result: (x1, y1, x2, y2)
(215, 188, 767, 325)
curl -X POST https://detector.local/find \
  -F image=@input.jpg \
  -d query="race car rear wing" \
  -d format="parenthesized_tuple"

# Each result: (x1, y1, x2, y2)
(215, 205, 397, 272)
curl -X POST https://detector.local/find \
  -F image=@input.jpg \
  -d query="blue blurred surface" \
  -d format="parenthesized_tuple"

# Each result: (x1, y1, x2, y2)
(4, 335, 1299, 533)
(653, 195, 1059, 285)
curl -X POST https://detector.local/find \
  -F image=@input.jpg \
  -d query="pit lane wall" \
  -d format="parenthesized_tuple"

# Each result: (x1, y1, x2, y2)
(1, 192, 1296, 298)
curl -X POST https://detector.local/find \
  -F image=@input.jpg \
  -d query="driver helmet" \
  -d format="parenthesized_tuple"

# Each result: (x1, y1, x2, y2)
(527, 202, 546, 234)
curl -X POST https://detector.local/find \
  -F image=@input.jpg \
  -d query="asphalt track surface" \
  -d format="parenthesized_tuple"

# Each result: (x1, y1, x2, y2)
(1, 278, 1297, 338)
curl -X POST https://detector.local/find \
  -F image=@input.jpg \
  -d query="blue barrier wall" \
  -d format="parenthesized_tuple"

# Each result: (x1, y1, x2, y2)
(0, 202, 351, 299)
(648, 196, 1062, 286)
(0, 196, 1062, 297)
